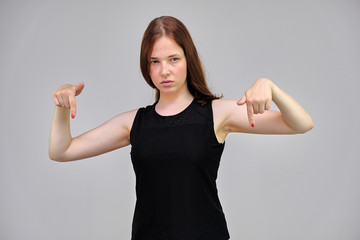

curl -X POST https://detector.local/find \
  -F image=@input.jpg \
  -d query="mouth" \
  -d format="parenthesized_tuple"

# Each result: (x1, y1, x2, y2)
(161, 80, 174, 87)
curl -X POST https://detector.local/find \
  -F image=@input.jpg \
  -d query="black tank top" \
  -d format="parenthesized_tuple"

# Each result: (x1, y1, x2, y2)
(130, 99, 230, 240)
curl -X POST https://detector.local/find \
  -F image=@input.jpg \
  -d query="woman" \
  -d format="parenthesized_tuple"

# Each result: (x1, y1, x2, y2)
(49, 16, 313, 240)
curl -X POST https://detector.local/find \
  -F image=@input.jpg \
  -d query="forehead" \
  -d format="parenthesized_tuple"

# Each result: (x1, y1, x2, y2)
(151, 36, 184, 58)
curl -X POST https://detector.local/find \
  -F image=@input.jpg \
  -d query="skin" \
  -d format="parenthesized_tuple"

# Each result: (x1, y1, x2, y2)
(149, 36, 193, 116)
(49, 36, 313, 162)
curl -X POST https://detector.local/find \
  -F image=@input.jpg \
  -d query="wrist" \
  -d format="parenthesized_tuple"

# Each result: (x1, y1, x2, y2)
(268, 80, 280, 103)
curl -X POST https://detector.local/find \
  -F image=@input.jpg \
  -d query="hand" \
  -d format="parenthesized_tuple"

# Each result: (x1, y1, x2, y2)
(237, 78, 272, 127)
(52, 82, 85, 119)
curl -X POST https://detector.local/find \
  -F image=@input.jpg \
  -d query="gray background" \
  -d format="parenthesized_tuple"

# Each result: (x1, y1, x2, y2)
(1, 0, 359, 239)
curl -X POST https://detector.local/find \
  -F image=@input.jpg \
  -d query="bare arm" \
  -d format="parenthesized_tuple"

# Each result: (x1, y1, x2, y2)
(213, 78, 314, 142)
(49, 82, 137, 162)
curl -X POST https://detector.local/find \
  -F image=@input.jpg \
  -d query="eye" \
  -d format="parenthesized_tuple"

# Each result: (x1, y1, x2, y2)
(150, 60, 159, 64)
(171, 57, 179, 62)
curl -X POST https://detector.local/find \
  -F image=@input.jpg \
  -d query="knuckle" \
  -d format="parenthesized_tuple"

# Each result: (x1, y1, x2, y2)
(65, 89, 73, 95)
(53, 90, 60, 97)
(246, 97, 254, 104)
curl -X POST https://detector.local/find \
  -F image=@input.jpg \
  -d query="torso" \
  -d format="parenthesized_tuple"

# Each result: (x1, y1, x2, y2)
(123, 99, 237, 146)
(129, 99, 230, 239)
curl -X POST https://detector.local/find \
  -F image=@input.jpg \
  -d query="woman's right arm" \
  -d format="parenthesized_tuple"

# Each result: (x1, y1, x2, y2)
(49, 82, 137, 162)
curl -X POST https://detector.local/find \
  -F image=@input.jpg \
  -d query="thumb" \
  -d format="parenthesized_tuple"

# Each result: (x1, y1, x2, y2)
(75, 81, 85, 96)
(237, 94, 246, 105)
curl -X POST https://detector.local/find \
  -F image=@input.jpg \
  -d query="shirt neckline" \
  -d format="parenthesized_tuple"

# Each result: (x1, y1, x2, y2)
(153, 98, 196, 118)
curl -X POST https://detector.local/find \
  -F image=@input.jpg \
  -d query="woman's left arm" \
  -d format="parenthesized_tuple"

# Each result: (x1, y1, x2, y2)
(239, 78, 314, 133)
(214, 78, 313, 140)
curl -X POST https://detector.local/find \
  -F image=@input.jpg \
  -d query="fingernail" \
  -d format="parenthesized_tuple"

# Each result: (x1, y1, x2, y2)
(251, 123, 255, 128)
(71, 114, 75, 119)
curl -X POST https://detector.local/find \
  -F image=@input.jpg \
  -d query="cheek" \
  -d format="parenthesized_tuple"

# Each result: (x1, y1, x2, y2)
(149, 67, 157, 80)
(179, 64, 187, 78)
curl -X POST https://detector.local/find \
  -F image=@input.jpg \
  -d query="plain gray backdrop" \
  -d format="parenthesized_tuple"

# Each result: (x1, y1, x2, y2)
(1, 0, 359, 239)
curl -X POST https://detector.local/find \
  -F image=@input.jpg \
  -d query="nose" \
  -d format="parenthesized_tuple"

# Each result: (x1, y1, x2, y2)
(160, 62, 171, 77)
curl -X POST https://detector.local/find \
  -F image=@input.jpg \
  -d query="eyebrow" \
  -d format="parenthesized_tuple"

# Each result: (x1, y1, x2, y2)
(150, 54, 181, 59)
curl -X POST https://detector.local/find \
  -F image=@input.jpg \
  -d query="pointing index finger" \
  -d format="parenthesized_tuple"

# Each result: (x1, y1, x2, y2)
(69, 94, 76, 119)
(246, 102, 255, 128)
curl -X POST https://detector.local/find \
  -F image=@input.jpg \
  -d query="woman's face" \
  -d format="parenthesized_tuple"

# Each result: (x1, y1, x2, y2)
(149, 36, 188, 97)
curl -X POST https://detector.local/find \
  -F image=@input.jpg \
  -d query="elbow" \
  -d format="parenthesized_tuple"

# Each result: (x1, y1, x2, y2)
(49, 149, 78, 162)
(305, 117, 314, 133)
(48, 151, 67, 162)
(296, 119, 314, 134)
(49, 154, 62, 162)
(308, 120, 314, 132)
(298, 125, 313, 134)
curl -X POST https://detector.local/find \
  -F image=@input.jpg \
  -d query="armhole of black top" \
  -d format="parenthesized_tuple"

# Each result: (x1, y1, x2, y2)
(129, 107, 144, 145)
(209, 101, 225, 145)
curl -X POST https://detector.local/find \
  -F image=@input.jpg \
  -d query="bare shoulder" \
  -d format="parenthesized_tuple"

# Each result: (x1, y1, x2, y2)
(90, 108, 139, 148)
(95, 108, 139, 141)
(212, 99, 247, 120)
(211, 99, 248, 142)
(212, 99, 241, 110)
(110, 108, 139, 132)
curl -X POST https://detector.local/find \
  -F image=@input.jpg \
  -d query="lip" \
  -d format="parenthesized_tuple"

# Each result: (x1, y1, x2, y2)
(160, 80, 174, 87)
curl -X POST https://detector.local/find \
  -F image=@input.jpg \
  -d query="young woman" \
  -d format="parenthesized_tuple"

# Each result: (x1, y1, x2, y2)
(49, 16, 313, 240)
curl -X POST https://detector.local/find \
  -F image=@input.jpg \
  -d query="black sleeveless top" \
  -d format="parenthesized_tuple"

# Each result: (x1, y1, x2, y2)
(130, 99, 230, 240)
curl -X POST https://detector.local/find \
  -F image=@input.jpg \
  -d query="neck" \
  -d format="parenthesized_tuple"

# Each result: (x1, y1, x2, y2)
(157, 85, 193, 104)
(155, 91, 194, 116)
(159, 93, 193, 104)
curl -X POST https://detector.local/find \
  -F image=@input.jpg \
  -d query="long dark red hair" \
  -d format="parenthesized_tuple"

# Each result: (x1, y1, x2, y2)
(140, 16, 221, 104)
